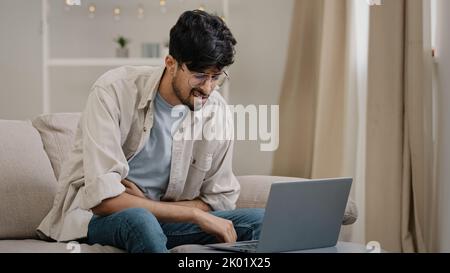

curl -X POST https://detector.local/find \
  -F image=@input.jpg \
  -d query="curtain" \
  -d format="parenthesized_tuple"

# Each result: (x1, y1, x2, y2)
(273, 0, 366, 244)
(273, 0, 436, 252)
(273, 0, 350, 179)
(366, 0, 436, 253)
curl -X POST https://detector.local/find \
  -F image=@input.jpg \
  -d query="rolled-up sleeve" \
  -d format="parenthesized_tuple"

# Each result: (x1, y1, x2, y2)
(199, 140, 240, 211)
(78, 86, 128, 210)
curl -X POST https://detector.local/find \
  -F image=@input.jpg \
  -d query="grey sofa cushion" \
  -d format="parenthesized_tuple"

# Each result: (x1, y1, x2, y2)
(32, 113, 81, 180)
(0, 120, 57, 239)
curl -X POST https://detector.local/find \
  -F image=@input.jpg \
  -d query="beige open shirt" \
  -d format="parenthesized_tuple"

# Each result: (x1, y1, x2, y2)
(37, 65, 240, 242)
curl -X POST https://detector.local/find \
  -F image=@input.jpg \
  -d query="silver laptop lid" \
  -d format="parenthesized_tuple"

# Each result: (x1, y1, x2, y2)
(257, 178, 353, 253)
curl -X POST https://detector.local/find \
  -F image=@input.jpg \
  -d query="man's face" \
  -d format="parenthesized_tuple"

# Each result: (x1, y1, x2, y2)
(171, 63, 223, 111)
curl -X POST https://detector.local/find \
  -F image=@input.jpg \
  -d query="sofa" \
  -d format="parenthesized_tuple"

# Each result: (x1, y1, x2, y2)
(0, 113, 358, 253)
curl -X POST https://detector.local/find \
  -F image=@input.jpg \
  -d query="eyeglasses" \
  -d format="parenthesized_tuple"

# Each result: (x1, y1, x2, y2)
(179, 63, 229, 89)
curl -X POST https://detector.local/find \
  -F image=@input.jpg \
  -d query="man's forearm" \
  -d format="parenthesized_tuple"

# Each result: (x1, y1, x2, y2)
(166, 199, 212, 212)
(92, 192, 201, 223)
(121, 179, 211, 212)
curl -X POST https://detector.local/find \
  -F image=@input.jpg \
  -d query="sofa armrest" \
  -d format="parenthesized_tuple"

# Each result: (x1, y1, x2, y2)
(235, 175, 358, 225)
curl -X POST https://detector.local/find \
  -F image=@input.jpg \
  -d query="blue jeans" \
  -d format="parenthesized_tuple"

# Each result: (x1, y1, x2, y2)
(87, 207, 265, 253)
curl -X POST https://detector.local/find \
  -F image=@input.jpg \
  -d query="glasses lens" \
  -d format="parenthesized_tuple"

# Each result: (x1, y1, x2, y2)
(217, 73, 228, 87)
(188, 72, 228, 88)
(189, 74, 208, 87)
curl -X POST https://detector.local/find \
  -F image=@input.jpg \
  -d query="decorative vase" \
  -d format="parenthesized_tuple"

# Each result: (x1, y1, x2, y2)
(116, 47, 129, 58)
(141, 43, 161, 58)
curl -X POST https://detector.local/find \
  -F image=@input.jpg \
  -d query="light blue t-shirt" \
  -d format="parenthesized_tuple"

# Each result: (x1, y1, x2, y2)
(126, 91, 188, 200)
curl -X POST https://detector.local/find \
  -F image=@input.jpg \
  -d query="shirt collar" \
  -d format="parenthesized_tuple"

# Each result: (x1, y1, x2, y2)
(138, 66, 166, 110)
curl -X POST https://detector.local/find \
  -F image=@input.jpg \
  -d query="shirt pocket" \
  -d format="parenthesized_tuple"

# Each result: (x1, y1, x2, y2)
(190, 153, 213, 172)
(181, 153, 214, 200)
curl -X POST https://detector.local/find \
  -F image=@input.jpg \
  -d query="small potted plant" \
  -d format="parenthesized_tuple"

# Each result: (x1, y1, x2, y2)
(115, 36, 130, 58)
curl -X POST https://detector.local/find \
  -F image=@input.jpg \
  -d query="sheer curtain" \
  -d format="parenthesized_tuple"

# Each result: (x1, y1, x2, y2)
(273, 0, 436, 252)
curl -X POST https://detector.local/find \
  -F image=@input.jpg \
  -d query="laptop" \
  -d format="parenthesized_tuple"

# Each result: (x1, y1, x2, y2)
(207, 177, 353, 253)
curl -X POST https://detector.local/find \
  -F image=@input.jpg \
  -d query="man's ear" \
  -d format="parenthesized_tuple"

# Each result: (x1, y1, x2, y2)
(165, 55, 177, 75)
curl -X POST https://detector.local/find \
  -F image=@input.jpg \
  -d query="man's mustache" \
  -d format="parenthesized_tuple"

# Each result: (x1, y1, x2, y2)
(191, 89, 209, 98)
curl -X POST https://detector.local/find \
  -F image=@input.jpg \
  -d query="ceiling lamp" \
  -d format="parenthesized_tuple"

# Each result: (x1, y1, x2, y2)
(113, 7, 121, 21)
(65, 0, 81, 6)
(88, 4, 96, 19)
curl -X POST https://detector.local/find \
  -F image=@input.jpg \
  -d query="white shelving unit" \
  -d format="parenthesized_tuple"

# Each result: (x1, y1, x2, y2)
(48, 58, 164, 67)
(41, 0, 230, 114)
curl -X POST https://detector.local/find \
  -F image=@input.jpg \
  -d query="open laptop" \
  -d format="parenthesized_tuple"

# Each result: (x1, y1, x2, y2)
(207, 177, 353, 253)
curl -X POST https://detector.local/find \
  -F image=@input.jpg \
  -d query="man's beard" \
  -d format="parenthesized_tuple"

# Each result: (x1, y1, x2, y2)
(172, 79, 207, 112)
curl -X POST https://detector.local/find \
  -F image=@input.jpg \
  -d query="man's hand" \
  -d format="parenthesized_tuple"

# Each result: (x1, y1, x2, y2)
(121, 179, 146, 198)
(119, 179, 232, 242)
(193, 210, 238, 243)
(93, 184, 235, 243)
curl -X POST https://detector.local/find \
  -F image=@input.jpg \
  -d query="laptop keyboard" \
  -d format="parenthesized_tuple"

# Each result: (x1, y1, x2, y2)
(232, 242, 259, 252)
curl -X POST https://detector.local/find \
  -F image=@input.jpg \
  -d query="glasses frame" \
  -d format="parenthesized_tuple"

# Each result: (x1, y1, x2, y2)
(178, 63, 229, 89)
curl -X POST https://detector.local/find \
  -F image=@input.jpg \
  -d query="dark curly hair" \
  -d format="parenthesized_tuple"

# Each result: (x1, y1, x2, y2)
(169, 10, 237, 72)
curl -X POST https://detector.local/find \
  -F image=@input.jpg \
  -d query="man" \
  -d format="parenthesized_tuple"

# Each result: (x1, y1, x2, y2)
(37, 10, 264, 253)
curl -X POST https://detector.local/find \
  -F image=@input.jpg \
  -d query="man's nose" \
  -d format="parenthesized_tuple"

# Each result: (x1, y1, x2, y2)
(199, 78, 214, 93)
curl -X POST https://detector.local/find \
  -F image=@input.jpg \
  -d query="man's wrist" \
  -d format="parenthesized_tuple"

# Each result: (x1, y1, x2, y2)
(195, 199, 212, 212)
(190, 207, 204, 224)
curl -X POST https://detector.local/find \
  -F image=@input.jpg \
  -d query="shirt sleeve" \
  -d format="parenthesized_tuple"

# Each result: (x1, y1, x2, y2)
(78, 86, 128, 210)
(199, 139, 241, 211)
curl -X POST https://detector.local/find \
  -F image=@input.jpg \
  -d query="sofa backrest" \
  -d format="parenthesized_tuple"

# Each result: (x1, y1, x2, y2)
(0, 120, 57, 239)
(32, 113, 81, 180)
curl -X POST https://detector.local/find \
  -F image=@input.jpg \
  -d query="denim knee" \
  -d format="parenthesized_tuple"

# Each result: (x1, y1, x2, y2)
(246, 208, 265, 239)
(232, 208, 265, 241)
(109, 208, 168, 253)
(248, 208, 265, 225)
(120, 207, 159, 228)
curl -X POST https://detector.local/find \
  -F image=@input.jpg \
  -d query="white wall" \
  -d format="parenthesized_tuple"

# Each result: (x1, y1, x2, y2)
(48, 0, 224, 112)
(49, 0, 223, 59)
(48, 0, 294, 175)
(229, 0, 293, 175)
(0, 0, 293, 176)
(0, 0, 43, 120)
(435, 0, 450, 253)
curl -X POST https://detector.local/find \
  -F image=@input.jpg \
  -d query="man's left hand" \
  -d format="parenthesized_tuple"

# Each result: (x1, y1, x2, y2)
(121, 179, 146, 199)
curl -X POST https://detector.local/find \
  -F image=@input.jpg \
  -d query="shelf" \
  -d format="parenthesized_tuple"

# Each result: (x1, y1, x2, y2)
(47, 58, 165, 67)
(42, 0, 230, 113)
